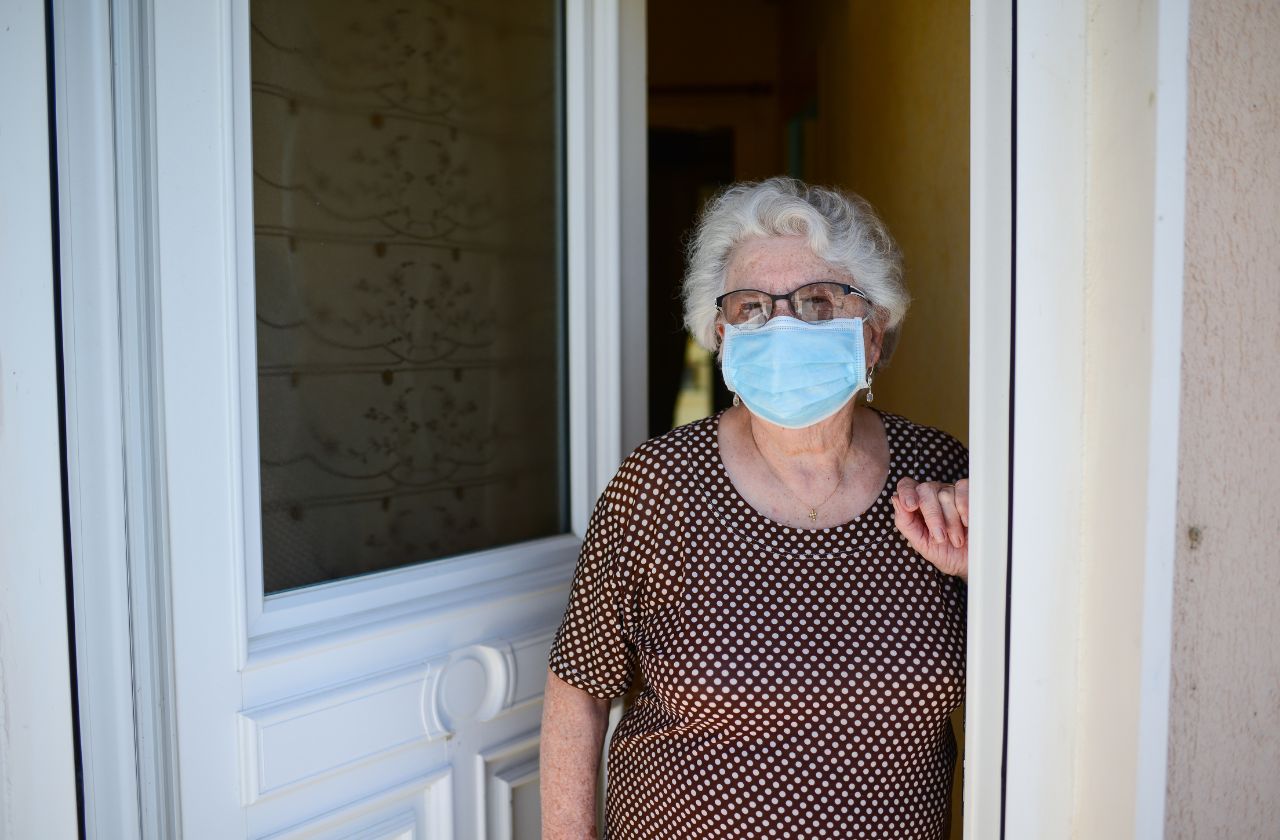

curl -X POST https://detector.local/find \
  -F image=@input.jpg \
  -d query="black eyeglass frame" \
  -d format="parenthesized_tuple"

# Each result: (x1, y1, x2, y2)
(714, 281, 872, 322)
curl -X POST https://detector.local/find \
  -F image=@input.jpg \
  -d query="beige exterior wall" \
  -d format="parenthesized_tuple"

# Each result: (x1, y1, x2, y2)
(1166, 1, 1280, 835)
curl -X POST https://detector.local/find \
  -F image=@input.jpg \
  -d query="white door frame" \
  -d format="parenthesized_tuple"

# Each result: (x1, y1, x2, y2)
(0, 1, 81, 838)
(1135, 1, 1191, 835)
(51, 0, 183, 835)
(964, 0, 1013, 836)
(998, 0, 1190, 837)
(51, 0, 207, 834)
(1005, 0, 1092, 830)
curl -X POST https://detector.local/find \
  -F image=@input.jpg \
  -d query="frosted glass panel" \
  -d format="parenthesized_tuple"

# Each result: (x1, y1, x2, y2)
(251, 0, 565, 593)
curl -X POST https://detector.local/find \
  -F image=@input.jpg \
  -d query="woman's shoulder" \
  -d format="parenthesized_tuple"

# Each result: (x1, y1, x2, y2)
(607, 413, 720, 499)
(623, 412, 719, 468)
(879, 409, 969, 482)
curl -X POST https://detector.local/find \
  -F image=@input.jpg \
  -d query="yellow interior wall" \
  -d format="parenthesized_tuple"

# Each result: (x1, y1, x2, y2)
(813, 1, 970, 445)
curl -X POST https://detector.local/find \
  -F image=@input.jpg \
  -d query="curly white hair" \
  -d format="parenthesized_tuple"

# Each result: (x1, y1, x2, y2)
(681, 177, 910, 364)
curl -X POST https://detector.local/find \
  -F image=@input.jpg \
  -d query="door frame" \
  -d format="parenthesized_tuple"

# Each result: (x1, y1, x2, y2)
(964, 0, 1013, 836)
(49, 0, 155, 834)
(1135, 0, 1191, 833)
(50, 0, 1194, 836)
(0, 1, 81, 838)
(996, 0, 1191, 836)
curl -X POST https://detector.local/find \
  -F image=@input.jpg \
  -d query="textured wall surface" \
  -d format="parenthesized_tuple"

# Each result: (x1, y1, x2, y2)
(1167, 1, 1280, 835)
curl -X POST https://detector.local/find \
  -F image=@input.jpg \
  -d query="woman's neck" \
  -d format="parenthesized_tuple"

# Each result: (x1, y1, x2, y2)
(717, 401, 889, 528)
(741, 402, 865, 475)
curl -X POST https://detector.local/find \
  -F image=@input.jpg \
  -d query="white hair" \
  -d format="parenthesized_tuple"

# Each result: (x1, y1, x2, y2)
(682, 177, 910, 364)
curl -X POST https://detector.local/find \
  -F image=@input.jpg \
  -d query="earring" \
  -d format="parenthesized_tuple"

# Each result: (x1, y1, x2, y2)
(732, 393, 741, 407)
(866, 367, 876, 403)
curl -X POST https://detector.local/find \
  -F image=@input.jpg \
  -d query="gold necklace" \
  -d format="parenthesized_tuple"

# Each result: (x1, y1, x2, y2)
(796, 473, 845, 522)
(749, 426, 850, 523)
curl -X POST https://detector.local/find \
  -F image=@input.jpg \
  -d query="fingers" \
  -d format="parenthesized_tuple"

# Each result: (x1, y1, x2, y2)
(937, 485, 965, 548)
(913, 482, 947, 546)
(896, 478, 971, 548)
(893, 478, 972, 581)
(890, 493, 930, 549)
(896, 476, 920, 511)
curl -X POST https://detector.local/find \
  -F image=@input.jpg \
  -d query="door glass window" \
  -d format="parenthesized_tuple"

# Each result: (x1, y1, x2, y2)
(250, 0, 566, 593)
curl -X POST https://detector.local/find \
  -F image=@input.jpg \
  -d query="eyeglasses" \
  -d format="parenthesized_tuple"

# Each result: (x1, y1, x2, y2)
(715, 281, 871, 328)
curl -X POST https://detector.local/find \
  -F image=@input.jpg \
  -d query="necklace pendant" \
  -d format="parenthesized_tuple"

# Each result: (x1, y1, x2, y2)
(808, 509, 817, 522)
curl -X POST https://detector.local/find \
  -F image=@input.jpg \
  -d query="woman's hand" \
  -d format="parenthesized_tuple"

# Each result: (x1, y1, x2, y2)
(891, 477, 969, 581)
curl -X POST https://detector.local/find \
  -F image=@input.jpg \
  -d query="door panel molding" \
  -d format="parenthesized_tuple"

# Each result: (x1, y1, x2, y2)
(238, 661, 449, 805)
(238, 626, 556, 807)
(256, 771, 453, 840)
(476, 733, 543, 840)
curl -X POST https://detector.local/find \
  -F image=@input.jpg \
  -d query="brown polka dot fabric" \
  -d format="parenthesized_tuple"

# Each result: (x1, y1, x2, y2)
(549, 409, 968, 840)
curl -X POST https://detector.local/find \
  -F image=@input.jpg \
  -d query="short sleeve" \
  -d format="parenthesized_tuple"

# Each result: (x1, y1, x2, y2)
(900, 420, 970, 604)
(940, 432, 969, 485)
(547, 468, 642, 699)
(912, 422, 968, 486)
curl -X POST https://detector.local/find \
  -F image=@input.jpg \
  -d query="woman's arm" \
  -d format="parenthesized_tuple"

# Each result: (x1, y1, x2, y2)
(541, 669, 612, 840)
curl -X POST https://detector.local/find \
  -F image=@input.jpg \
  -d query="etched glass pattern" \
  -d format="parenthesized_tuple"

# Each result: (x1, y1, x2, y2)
(251, 0, 566, 593)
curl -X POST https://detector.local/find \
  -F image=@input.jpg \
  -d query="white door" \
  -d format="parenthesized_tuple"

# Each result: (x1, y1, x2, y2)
(143, 0, 639, 836)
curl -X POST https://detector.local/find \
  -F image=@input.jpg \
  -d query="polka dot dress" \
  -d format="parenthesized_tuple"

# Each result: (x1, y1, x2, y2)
(549, 409, 968, 840)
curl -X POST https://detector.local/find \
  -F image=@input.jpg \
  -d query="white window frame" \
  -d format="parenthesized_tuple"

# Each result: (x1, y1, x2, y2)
(225, 0, 632, 658)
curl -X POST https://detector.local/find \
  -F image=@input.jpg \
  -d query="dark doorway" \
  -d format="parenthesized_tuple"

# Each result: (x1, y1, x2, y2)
(646, 127, 733, 438)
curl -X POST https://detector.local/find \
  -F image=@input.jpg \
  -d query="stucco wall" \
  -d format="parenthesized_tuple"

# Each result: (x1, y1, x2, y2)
(1166, 1, 1280, 835)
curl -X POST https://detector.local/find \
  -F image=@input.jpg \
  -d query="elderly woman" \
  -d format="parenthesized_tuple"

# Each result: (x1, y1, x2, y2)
(541, 178, 970, 840)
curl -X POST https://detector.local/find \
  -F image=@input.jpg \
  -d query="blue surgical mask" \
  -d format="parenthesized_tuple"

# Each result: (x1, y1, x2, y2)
(721, 316, 870, 429)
